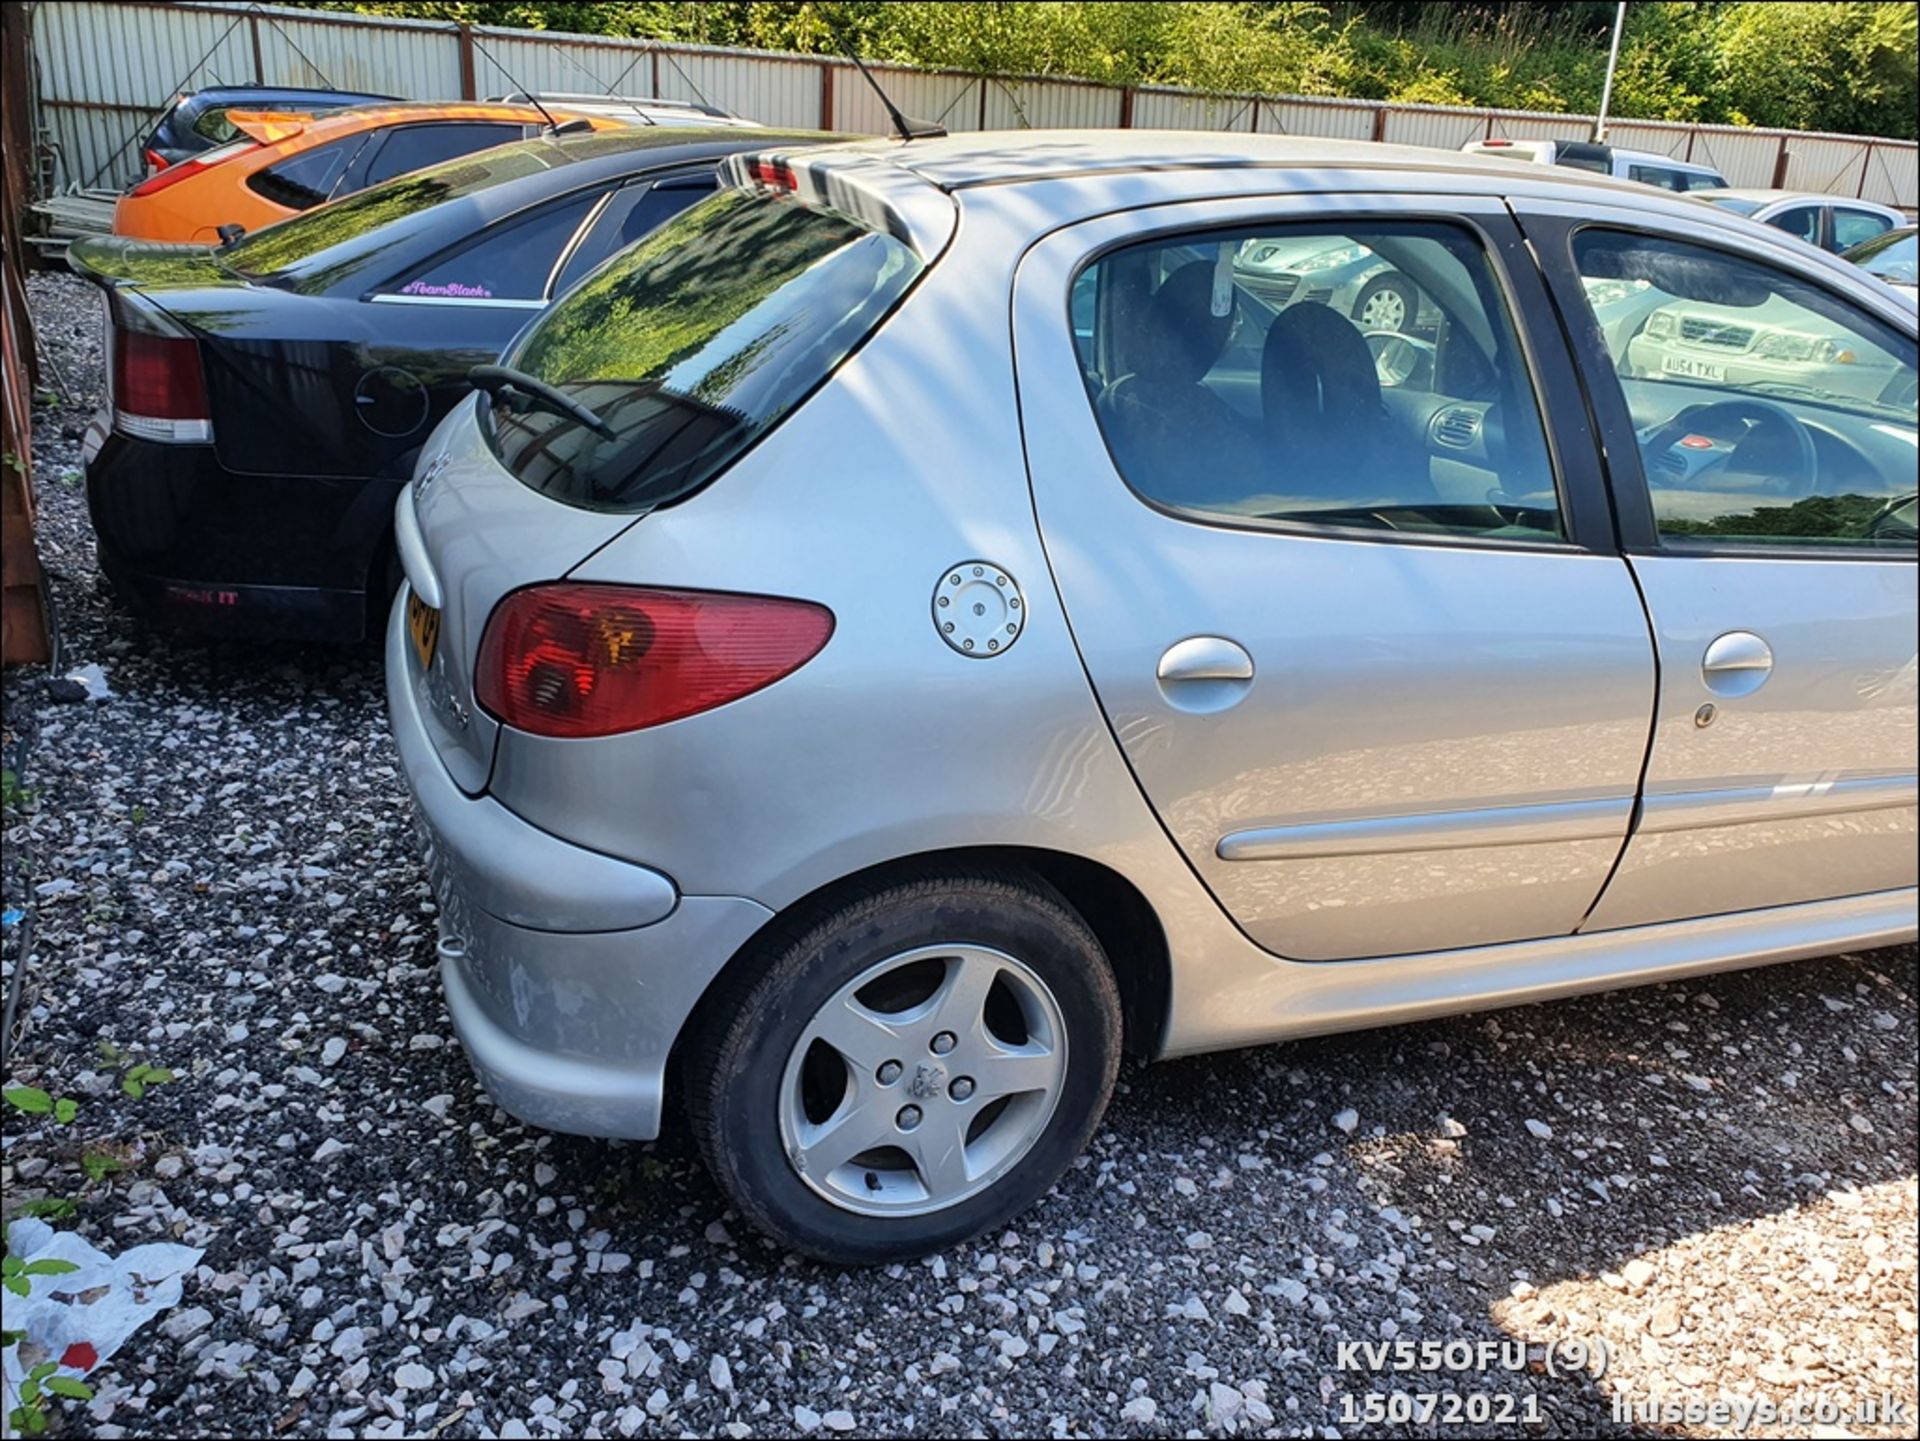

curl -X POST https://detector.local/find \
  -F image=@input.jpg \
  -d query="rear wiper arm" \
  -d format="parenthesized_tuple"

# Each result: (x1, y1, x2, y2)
(469, 364, 615, 439)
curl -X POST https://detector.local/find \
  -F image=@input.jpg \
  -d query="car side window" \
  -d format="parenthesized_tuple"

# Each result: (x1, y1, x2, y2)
(382, 194, 597, 304)
(245, 136, 366, 211)
(1833, 208, 1894, 253)
(1073, 221, 1564, 543)
(1767, 206, 1822, 246)
(1629, 164, 1687, 193)
(1571, 229, 1917, 551)
(362, 123, 524, 188)
(553, 174, 716, 296)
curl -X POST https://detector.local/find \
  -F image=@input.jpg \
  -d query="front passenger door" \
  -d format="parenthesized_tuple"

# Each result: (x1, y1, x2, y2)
(1530, 211, 1918, 930)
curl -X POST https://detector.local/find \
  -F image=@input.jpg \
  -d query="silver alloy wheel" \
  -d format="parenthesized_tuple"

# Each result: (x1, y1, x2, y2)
(777, 943, 1068, 1217)
(1359, 285, 1408, 332)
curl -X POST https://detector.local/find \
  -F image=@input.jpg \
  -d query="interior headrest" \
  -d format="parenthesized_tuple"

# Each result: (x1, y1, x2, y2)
(1260, 302, 1381, 442)
(1130, 260, 1234, 387)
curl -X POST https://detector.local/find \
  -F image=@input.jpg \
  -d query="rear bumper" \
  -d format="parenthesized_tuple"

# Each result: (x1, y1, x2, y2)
(84, 418, 397, 641)
(385, 594, 773, 1139)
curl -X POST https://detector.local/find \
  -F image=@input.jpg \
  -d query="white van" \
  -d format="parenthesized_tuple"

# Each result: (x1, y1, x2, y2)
(1462, 138, 1727, 192)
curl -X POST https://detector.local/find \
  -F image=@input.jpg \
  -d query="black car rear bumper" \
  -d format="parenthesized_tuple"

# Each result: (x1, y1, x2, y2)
(84, 418, 400, 642)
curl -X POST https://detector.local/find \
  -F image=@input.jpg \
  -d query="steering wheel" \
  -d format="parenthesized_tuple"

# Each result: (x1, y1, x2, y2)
(1640, 398, 1819, 498)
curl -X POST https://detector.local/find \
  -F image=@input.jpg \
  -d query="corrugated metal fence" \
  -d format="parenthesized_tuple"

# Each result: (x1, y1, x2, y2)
(27, 0, 1920, 210)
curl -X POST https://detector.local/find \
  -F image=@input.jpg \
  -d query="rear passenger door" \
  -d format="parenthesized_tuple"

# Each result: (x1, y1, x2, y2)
(1833, 205, 1896, 255)
(1519, 202, 1918, 930)
(1013, 193, 1656, 962)
(1764, 204, 1826, 250)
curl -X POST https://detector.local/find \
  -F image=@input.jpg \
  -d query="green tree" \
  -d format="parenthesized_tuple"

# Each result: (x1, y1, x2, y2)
(1715, 1, 1919, 135)
(294, 1, 1920, 139)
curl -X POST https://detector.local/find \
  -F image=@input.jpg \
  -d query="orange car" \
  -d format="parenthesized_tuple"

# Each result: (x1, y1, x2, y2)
(112, 101, 624, 243)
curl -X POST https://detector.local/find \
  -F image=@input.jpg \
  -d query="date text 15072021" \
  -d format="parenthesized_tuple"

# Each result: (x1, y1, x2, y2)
(1336, 1338, 1610, 1378)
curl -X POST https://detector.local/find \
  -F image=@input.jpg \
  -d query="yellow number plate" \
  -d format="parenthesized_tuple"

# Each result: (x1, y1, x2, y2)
(407, 590, 441, 671)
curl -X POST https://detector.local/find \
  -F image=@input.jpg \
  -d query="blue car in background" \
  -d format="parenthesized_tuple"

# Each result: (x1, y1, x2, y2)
(142, 85, 399, 172)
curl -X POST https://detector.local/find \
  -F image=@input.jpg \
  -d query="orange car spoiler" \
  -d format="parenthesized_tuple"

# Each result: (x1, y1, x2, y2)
(225, 110, 314, 145)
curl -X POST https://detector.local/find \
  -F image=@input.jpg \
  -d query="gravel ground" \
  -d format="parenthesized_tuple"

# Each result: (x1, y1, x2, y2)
(3, 270, 1916, 1440)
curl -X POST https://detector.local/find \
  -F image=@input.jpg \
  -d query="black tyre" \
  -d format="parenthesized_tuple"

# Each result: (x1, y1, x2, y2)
(687, 870, 1122, 1264)
(1352, 272, 1417, 334)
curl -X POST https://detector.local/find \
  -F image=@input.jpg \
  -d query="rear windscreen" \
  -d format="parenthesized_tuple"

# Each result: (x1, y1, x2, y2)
(222, 140, 573, 283)
(483, 186, 924, 513)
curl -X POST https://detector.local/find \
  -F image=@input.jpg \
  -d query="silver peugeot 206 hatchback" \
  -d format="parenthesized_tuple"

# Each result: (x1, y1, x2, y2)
(387, 132, 1918, 1264)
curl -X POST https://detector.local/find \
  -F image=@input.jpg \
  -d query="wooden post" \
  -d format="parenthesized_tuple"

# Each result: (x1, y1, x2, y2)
(1770, 134, 1790, 188)
(1856, 143, 1872, 199)
(977, 76, 987, 131)
(457, 24, 476, 99)
(1118, 86, 1134, 128)
(0, 1, 49, 666)
(248, 12, 264, 84)
(819, 59, 833, 130)
(1372, 105, 1388, 143)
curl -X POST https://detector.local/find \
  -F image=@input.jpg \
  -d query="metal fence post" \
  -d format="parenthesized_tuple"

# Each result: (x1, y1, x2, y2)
(1119, 86, 1134, 128)
(819, 59, 833, 130)
(1771, 134, 1790, 188)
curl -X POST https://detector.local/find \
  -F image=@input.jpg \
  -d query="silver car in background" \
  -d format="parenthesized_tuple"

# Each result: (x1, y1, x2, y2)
(388, 133, 1918, 1263)
(1232, 234, 1436, 334)
(1692, 188, 1906, 254)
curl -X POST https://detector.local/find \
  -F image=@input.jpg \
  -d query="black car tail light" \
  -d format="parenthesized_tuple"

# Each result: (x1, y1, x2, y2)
(112, 328, 212, 444)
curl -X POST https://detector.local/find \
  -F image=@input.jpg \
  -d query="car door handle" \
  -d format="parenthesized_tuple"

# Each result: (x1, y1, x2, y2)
(1158, 636, 1254, 683)
(1701, 630, 1773, 698)
(1156, 638, 1256, 720)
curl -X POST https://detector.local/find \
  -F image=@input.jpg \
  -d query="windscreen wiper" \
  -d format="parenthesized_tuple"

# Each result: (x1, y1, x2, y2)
(469, 364, 615, 439)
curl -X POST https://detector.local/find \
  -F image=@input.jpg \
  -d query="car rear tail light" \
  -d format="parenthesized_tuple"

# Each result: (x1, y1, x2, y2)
(126, 139, 255, 197)
(127, 154, 217, 197)
(143, 148, 170, 173)
(476, 584, 834, 738)
(748, 159, 799, 191)
(111, 328, 212, 443)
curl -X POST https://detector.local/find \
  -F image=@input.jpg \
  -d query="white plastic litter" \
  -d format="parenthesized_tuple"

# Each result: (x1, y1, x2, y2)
(60, 664, 113, 702)
(1, 1219, 202, 1419)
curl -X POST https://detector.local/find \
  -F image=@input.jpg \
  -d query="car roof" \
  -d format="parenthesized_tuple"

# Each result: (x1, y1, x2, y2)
(270, 99, 611, 143)
(784, 129, 1691, 199)
(1697, 187, 1897, 207)
(185, 85, 397, 103)
(462, 126, 839, 205)
(247, 126, 840, 293)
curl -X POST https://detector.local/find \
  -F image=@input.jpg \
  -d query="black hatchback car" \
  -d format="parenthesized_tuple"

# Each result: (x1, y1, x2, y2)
(73, 126, 834, 641)
(142, 85, 399, 171)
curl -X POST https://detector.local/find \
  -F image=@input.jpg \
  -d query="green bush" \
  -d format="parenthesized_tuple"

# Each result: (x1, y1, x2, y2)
(300, 1, 1919, 139)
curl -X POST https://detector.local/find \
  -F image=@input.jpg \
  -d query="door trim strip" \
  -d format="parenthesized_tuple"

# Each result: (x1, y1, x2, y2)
(1217, 796, 1633, 862)
(1637, 774, 1919, 834)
